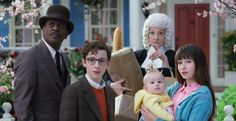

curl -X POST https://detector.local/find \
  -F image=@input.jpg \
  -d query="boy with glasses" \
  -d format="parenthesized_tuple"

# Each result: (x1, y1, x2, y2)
(60, 41, 116, 121)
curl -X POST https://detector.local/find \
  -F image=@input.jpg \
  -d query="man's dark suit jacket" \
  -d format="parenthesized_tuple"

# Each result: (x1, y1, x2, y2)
(60, 77, 116, 121)
(13, 41, 70, 121)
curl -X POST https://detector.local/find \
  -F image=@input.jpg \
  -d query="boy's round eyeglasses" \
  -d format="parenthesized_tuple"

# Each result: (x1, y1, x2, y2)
(86, 57, 108, 66)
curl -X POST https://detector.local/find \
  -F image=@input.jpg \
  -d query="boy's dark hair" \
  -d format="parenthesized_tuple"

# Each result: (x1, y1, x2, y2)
(82, 41, 111, 61)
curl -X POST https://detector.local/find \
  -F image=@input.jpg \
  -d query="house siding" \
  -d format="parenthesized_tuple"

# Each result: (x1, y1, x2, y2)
(70, 1, 85, 47)
(123, 0, 129, 47)
(54, 0, 60, 4)
(0, 20, 9, 47)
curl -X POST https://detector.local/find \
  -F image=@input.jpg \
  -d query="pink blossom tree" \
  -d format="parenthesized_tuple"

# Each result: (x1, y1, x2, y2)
(197, 0, 236, 22)
(0, 0, 49, 47)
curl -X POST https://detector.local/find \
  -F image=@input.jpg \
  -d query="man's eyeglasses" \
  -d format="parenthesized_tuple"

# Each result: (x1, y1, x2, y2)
(86, 57, 108, 66)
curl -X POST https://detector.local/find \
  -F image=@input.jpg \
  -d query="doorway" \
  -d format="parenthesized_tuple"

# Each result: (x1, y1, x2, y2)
(175, 3, 210, 64)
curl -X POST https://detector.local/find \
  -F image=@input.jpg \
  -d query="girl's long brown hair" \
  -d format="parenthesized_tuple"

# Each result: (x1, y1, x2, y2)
(175, 44, 216, 121)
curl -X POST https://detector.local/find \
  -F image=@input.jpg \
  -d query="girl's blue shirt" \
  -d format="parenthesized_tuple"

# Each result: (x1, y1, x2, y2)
(156, 82, 213, 121)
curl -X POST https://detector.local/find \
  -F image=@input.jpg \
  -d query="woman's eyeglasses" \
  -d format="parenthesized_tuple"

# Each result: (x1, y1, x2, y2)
(86, 57, 108, 66)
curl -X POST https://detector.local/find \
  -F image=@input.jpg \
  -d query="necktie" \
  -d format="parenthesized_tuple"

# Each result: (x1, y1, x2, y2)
(55, 51, 62, 77)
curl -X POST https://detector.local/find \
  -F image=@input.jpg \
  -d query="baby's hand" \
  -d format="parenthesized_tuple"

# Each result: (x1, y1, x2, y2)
(166, 106, 173, 115)
(140, 105, 157, 121)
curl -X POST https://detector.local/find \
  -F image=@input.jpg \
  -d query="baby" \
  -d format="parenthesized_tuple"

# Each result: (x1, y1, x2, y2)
(134, 67, 174, 121)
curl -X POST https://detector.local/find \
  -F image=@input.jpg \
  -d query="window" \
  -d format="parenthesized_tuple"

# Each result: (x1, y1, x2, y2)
(87, 0, 120, 45)
(9, 15, 41, 47)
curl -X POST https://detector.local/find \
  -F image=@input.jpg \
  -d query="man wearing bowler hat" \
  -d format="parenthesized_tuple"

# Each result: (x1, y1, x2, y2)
(13, 5, 74, 121)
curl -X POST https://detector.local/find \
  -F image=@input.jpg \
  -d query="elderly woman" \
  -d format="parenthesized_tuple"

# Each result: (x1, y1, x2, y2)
(135, 13, 175, 77)
(105, 13, 175, 95)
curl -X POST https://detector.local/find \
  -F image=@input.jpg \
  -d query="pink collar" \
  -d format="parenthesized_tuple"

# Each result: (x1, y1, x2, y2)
(179, 82, 201, 94)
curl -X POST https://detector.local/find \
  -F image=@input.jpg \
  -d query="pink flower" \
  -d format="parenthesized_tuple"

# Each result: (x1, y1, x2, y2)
(203, 10, 208, 18)
(0, 57, 14, 104)
(1, 0, 49, 27)
(0, 86, 9, 93)
(197, 0, 236, 20)
(11, 79, 15, 87)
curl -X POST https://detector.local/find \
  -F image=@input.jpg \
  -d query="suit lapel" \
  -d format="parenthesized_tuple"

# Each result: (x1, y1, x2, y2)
(82, 78, 103, 121)
(38, 41, 64, 90)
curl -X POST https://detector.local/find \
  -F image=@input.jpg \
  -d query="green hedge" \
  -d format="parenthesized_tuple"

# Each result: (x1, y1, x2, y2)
(217, 86, 236, 120)
(221, 31, 236, 71)
(68, 48, 85, 78)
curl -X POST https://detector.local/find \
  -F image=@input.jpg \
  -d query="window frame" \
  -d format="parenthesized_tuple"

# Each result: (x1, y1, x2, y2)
(85, 0, 120, 45)
(9, 14, 41, 47)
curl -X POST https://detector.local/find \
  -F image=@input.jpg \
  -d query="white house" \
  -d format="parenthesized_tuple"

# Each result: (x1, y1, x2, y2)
(1, 0, 236, 88)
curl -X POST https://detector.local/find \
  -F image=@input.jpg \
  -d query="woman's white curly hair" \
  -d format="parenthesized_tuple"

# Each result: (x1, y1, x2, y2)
(142, 13, 174, 49)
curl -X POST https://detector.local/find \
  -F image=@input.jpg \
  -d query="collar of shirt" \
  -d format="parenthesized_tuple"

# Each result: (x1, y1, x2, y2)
(85, 74, 106, 89)
(42, 38, 61, 60)
(179, 82, 201, 94)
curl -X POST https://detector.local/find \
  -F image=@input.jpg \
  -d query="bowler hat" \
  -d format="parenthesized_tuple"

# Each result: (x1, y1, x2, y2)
(39, 5, 74, 34)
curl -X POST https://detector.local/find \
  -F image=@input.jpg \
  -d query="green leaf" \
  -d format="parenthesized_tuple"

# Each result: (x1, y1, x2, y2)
(217, 86, 236, 121)
(221, 31, 236, 71)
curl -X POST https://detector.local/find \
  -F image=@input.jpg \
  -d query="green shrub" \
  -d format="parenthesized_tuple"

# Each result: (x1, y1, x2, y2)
(0, 58, 14, 105)
(217, 86, 236, 121)
(221, 31, 236, 71)
(68, 48, 85, 78)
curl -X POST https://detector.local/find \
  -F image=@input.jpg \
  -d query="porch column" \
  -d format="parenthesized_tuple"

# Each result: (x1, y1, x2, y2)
(129, 0, 145, 51)
(60, 0, 70, 49)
